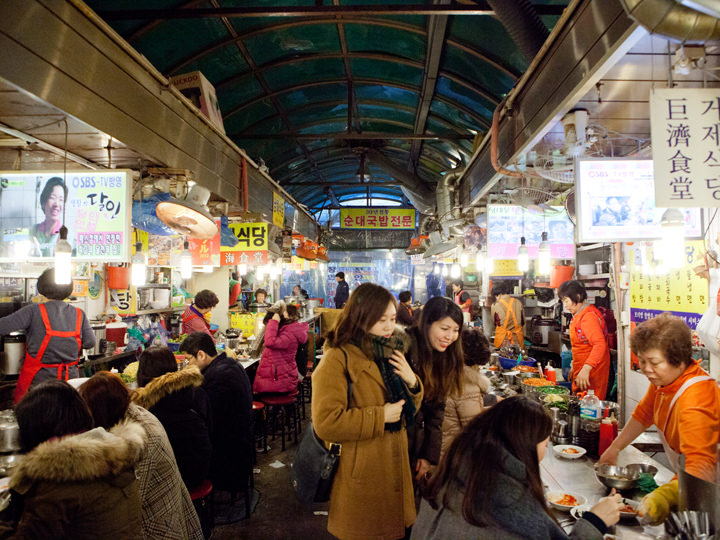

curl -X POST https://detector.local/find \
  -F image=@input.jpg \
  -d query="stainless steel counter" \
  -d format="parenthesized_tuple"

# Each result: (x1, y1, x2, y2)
(541, 442, 673, 539)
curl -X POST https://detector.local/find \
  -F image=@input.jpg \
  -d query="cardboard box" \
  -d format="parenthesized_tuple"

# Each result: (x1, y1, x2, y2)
(169, 71, 225, 134)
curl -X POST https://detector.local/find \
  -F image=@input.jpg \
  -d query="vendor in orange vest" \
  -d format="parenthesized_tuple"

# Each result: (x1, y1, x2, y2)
(559, 280, 611, 400)
(598, 313, 720, 524)
(490, 281, 524, 348)
(451, 280, 472, 314)
(0, 268, 95, 403)
(182, 289, 219, 338)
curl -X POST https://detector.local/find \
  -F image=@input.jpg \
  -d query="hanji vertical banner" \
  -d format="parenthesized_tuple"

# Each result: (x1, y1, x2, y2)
(650, 87, 720, 206)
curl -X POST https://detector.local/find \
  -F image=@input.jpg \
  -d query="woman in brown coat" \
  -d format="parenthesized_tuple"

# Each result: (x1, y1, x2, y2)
(312, 283, 424, 540)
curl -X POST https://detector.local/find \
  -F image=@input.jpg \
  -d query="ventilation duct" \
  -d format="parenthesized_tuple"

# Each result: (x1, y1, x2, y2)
(436, 172, 464, 238)
(487, 0, 550, 61)
(365, 149, 435, 214)
(620, 0, 720, 41)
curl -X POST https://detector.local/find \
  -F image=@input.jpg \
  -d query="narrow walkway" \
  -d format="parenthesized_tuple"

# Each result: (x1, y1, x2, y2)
(212, 416, 335, 540)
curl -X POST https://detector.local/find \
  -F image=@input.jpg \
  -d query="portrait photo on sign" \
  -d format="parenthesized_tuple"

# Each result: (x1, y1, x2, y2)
(0, 170, 131, 261)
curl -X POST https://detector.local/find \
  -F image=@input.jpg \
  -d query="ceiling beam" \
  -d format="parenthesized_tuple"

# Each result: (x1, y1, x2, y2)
(98, 4, 568, 20)
(325, 187, 341, 206)
(293, 181, 403, 186)
(234, 132, 474, 141)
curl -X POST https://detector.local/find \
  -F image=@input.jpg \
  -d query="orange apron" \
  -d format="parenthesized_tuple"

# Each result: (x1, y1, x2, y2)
(494, 298, 523, 348)
(569, 305, 610, 400)
(14, 303, 82, 403)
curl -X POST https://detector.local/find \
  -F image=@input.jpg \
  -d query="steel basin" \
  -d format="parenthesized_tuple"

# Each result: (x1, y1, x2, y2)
(594, 464, 639, 490)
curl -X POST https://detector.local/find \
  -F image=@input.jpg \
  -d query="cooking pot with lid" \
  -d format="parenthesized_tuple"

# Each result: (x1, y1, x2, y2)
(0, 333, 26, 376)
(0, 419, 20, 453)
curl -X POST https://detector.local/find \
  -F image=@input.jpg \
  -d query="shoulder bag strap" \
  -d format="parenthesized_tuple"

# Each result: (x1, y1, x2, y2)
(341, 347, 352, 409)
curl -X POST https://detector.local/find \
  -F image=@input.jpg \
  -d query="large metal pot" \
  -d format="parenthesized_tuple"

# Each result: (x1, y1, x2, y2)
(1, 333, 26, 376)
(0, 420, 20, 453)
(89, 323, 107, 357)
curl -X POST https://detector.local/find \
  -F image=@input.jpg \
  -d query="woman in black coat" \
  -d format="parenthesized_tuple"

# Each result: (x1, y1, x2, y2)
(133, 346, 212, 491)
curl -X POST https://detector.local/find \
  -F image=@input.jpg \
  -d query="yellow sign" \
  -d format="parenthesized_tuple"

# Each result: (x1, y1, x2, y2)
(272, 192, 285, 228)
(629, 240, 708, 328)
(340, 208, 415, 229)
(229, 312, 263, 337)
(489, 259, 522, 277)
(72, 280, 88, 297)
(109, 288, 135, 316)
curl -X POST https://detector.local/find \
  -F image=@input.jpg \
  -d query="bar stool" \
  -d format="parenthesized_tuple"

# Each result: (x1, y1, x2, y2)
(260, 391, 300, 451)
(252, 401, 267, 454)
(189, 479, 214, 540)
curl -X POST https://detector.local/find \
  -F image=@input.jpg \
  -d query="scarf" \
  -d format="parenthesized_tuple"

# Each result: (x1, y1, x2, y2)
(364, 334, 416, 432)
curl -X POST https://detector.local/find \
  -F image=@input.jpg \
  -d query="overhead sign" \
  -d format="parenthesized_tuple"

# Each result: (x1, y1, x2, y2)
(220, 222, 268, 266)
(272, 192, 285, 227)
(487, 205, 574, 259)
(0, 170, 131, 261)
(629, 240, 708, 329)
(188, 219, 220, 266)
(340, 208, 415, 229)
(651, 87, 720, 206)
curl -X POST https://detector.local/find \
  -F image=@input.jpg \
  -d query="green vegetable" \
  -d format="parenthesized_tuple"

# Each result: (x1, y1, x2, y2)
(537, 386, 570, 395)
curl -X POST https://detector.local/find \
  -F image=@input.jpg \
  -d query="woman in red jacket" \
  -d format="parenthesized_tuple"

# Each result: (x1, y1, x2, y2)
(182, 289, 218, 337)
(253, 304, 308, 395)
(559, 280, 611, 400)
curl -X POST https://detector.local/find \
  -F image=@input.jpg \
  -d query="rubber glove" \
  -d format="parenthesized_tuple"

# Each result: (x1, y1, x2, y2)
(638, 479, 679, 525)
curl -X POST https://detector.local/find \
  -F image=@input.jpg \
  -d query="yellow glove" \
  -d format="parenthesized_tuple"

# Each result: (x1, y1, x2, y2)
(638, 479, 679, 525)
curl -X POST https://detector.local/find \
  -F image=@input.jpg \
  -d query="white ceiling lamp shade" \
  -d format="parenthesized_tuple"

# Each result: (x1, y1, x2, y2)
(517, 237, 529, 272)
(131, 242, 148, 286)
(180, 240, 193, 279)
(537, 232, 552, 276)
(155, 184, 219, 239)
(659, 208, 685, 270)
(54, 226, 72, 285)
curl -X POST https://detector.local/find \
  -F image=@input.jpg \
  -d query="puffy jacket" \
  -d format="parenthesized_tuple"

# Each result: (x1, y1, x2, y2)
(440, 366, 491, 459)
(0, 421, 145, 540)
(253, 319, 308, 394)
(133, 367, 212, 491)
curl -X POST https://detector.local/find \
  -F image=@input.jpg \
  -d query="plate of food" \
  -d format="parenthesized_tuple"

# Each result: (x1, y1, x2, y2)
(618, 498, 642, 520)
(569, 504, 593, 520)
(553, 444, 587, 459)
(546, 491, 587, 511)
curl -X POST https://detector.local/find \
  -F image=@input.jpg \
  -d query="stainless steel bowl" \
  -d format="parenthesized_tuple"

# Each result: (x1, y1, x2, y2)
(594, 464, 639, 490)
(502, 371, 518, 385)
(0, 421, 20, 453)
(626, 463, 658, 478)
(0, 454, 20, 477)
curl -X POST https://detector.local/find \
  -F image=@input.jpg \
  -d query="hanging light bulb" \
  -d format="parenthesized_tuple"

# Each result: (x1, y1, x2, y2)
(441, 264, 449, 277)
(517, 237, 529, 272)
(660, 208, 685, 269)
(201, 265, 214, 273)
(237, 263, 248, 276)
(433, 263, 441, 275)
(451, 263, 462, 279)
(475, 250, 484, 270)
(180, 240, 193, 279)
(256, 265, 265, 280)
(459, 252, 469, 268)
(485, 254, 495, 275)
(537, 232, 551, 276)
(131, 242, 147, 286)
(54, 226, 72, 285)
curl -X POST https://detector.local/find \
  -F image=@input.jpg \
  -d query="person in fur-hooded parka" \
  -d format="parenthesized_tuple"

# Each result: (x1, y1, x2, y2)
(3, 420, 145, 540)
(133, 357, 212, 492)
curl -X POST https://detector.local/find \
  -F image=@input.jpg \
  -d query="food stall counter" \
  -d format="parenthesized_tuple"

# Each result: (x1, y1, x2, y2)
(541, 442, 673, 539)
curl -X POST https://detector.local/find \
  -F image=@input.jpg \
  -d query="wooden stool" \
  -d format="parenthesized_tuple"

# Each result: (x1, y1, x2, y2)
(252, 401, 267, 454)
(261, 392, 300, 452)
(189, 479, 214, 540)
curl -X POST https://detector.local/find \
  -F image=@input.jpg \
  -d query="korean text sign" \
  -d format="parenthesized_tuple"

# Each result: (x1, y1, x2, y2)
(0, 170, 131, 261)
(339, 208, 415, 229)
(188, 219, 221, 266)
(220, 222, 268, 266)
(487, 205, 574, 259)
(272, 192, 285, 228)
(650, 88, 720, 206)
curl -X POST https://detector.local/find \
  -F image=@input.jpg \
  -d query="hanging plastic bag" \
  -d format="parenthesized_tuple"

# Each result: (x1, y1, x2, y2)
(132, 193, 176, 236)
(695, 267, 720, 357)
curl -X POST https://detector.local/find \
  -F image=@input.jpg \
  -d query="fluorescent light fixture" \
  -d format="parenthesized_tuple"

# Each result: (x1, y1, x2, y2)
(538, 232, 551, 276)
(54, 226, 72, 285)
(459, 252, 469, 267)
(256, 265, 265, 280)
(660, 208, 685, 269)
(433, 264, 440, 275)
(180, 240, 193, 279)
(131, 242, 147, 286)
(237, 263, 248, 276)
(485, 255, 495, 274)
(451, 263, 461, 279)
(517, 237, 529, 272)
(475, 250, 484, 270)
(441, 265, 449, 277)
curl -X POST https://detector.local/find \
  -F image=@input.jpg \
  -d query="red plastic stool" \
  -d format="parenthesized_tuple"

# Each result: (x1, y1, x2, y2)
(252, 401, 267, 454)
(261, 391, 300, 452)
(189, 479, 214, 540)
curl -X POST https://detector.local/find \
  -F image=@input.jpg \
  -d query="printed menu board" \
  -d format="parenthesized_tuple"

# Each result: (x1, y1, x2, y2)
(0, 170, 131, 261)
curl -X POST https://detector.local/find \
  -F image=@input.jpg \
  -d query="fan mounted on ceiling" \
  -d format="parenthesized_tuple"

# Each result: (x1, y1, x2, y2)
(564, 189, 577, 225)
(155, 184, 219, 239)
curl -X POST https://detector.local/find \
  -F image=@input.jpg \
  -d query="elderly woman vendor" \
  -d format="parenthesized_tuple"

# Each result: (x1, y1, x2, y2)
(598, 313, 720, 523)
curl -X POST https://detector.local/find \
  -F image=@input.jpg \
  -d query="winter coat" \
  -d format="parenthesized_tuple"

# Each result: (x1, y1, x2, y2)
(397, 304, 414, 327)
(440, 366, 491, 459)
(125, 404, 203, 540)
(182, 305, 212, 337)
(0, 421, 145, 540)
(201, 352, 254, 493)
(404, 327, 446, 467)
(411, 448, 606, 540)
(253, 319, 308, 394)
(312, 336, 424, 540)
(132, 367, 212, 491)
(334, 279, 349, 309)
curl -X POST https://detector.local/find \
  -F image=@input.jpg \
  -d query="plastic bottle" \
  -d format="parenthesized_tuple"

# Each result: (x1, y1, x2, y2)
(578, 390, 602, 457)
(598, 417, 615, 456)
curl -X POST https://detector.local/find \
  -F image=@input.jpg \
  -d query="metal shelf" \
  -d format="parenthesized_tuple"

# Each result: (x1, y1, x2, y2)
(130, 306, 185, 316)
(577, 243, 610, 252)
(136, 284, 171, 289)
(577, 273, 611, 280)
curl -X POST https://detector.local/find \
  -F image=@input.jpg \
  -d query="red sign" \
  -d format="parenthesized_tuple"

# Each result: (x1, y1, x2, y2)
(188, 219, 220, 266)
(221, 250, 268, 266)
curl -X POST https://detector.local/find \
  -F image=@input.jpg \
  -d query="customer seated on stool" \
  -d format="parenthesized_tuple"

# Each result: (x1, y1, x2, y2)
(180, 332, 254, 524)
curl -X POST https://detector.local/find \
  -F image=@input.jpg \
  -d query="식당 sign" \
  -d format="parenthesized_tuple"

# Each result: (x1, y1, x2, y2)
(340, 208, 415, 229)
(0, 170, 131, 261)
(650, 88, 720, 206)
(220, 222, 268, 266)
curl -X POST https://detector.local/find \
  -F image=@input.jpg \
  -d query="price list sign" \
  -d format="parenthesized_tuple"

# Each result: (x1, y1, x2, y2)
(651, 88, 720, 206)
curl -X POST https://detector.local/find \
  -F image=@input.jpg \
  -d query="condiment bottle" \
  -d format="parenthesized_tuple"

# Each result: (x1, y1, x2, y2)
(598, 416, 615, 456)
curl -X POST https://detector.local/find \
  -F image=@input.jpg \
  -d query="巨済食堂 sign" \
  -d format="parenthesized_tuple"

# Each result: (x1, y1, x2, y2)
(0, 170, 131, 261)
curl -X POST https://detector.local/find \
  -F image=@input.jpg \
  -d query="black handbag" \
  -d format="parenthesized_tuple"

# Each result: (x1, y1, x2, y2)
(292, 349, 351, 504)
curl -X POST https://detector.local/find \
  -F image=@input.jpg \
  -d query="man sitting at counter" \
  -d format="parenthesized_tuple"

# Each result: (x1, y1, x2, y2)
(0, 267, 95, 402)
(182, 290, 219, 337)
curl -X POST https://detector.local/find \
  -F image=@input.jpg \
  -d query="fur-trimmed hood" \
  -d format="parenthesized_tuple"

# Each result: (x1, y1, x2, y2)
(10, 420, 146, 494)
(132, 366, 203, 411)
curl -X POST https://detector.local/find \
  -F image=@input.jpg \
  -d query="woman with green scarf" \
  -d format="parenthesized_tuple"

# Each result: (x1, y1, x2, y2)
(312, 283, 424, 540)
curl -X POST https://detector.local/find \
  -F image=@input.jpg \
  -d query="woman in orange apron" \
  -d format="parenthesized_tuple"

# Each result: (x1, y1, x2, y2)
(598, 313, 720, 523)
(558, 280, 610, 399)
(491, 281, 523, 348)
(0, 268, 95, 403)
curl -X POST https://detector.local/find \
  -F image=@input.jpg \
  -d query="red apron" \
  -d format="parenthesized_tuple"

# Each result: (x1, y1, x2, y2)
(182, 304, 211, 332)
(14, 303, 82, 403)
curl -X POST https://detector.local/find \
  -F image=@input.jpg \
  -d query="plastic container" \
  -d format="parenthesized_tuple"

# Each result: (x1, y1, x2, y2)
(550, 265, 575, 288)
(598, 417, 615, 456)
(107, 265, 130, 290)
(580, 390, 602, 421)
